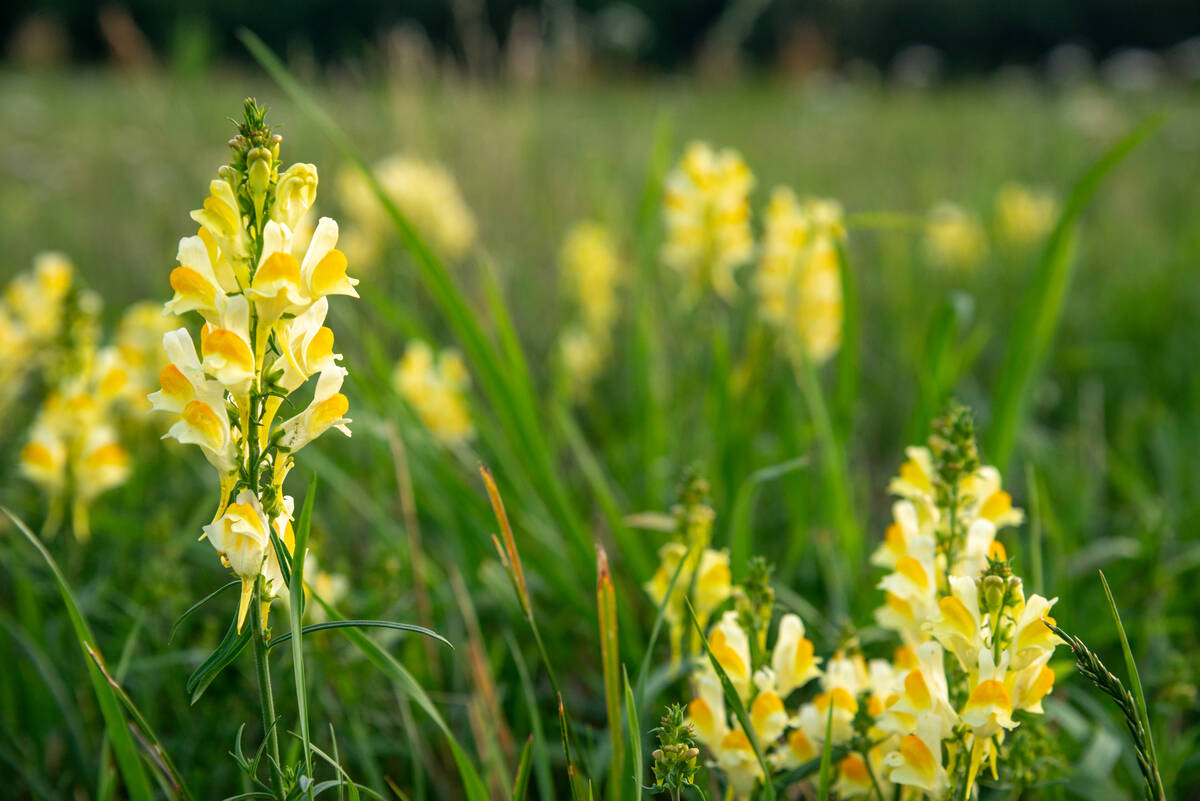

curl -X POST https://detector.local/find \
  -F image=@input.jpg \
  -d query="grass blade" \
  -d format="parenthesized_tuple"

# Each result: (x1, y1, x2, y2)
(624, 667, 643, 801)
(986, 113, 1166, 470)
(728, 456, 809, 578)
(597, 547, 624, 801)
(267, 620, 451, 651)
(684, 601, 775, 801)
(1099, 570, 1162, 795)
(2, 507, 155, 801)
(308, 591, 488, 801)
(289, 479, 317, 795)
(511, 736, 534, 801)
(816, 701, 834, 801)
(832, 240, 859, 443)
(169, 580, 240, 644)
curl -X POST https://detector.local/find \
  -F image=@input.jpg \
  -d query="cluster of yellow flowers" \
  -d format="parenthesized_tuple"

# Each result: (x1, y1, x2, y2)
(12, 254, 176, 539)
(755, 188, 846, 365)
(662, 141, 755, 302)
(556, 221, 623, 397)
(686, 408, 1061, 800)
(994, 182, 1059, 248)
(338, 154, 477, 267)
(924, 202, 988, 271)
(392, 340, 475, 446)
(150, 99, 357, 631)
(0, 253, 79, 415)
(925, 183, 1059, 270)
(644, 475, 733, 668)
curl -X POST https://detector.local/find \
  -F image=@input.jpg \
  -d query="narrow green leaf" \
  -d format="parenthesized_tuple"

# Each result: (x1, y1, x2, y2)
(507, 631, 554, 801)
(267, 619, 451, 651)
(728, 456, 809, 578)
(987, 113, 1166, 469)
(186, 612, 252, 703)
(597, 547, 624, 801)
(832, 240, 859, 442)
(633, 543, 692, 709)
(169, 580, 240, 644)
(1099, 570, 1160, 780)
(624, 667, 643, 801)
(511, 737, 534, 801)
(2, 507, 155, 801)
(685, 601, 775, 801)
(289, 478, 317, 797)
(308, 592, 488, 801)
(817, 702, 835, 801)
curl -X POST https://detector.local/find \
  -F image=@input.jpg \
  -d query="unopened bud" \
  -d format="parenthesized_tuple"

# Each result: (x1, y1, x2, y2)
(981, 574, 1006, 612)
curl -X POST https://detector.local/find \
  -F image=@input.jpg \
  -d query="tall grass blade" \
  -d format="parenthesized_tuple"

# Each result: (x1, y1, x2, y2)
(816, 702, 835, 801)
(597, 547, 624, 801)
(289, 479, 317, 796)
(511, 737, 534, 801)
(986, 113, 1166, 470)
(832, 241, 859, 442)
(2, 507, 155, 801)
(685, 601, 776, 801)
(728, 456, 809, 578)
(623, 667, 643, 801)
(1099, 570, 1162, 794)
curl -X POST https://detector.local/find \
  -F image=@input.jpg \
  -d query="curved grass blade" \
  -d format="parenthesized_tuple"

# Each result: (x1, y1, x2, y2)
(169, 580, 240, 644)
(511, 736, 534, 801)
(685, 601, 775, 801)
(308, 591, 488, 801)
(84, 642, 196, 801)
(2, 507, 155, 801)
(1099, 570, 1162, 796)
(267, 620, 452, 651)
(597, 547, 624, 801)
(986, 113, 1166, 470)
(728, 456, 809, 578)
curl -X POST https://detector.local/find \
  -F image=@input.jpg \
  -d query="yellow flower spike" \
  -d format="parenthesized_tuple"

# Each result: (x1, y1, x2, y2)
(661, 141, 755, 303)
(393, 340, 475, 446)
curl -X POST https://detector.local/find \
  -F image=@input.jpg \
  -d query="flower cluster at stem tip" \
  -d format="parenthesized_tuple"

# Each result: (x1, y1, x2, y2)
(682, 404, 1062, 800)
(661, 141, 847, 366)
(556, 220, 624, 399)
(150, 98, 358, 633)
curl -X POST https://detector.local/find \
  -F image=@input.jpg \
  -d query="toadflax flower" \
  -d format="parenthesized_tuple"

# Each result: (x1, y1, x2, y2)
(392, 340, 475, 447)
(662, 141, 755, 303)
(151, 99, 357, 631)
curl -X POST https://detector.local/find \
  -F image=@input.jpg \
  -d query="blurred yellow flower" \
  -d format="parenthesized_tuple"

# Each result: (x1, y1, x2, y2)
(338, 154, 477, 267)
(924, 201, 987, 270)
(994, 182, 1059, 247)
(662, 141, 755, 301)
(393, 340, 475, 446)
(755, 187, 845, 364)
(556, 220, 623, 398)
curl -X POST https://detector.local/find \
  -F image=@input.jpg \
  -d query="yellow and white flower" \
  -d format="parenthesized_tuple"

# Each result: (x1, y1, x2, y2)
(885, 711, 949, 795)
(202, 490, 270, 632)
(770, 613, 822, 698)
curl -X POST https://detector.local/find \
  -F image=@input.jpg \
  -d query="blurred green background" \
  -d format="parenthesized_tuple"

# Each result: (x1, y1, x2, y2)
(1, 4, 1199, 801)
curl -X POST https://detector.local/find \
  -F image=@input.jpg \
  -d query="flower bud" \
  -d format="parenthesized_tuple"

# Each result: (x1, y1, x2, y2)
(247, 146, 274, 220)
(981, 574, 1006, 613)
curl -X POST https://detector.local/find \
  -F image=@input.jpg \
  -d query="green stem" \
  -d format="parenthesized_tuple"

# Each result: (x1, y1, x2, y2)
(251, 582, 285, 799)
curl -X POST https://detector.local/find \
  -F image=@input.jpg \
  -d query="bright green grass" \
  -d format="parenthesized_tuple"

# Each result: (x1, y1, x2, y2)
(1, 68, 1198, 800)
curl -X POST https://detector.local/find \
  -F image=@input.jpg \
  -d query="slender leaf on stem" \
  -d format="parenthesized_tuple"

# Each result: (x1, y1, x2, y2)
(308, 592, 489, 801)
(267, 620, 450, 651)
(186, 611, 252, 704)
(2, 507, 155, 801)
(684, 601, 776, 801)
(169, 580, 240, 644)
(289, 479, 317, 797)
